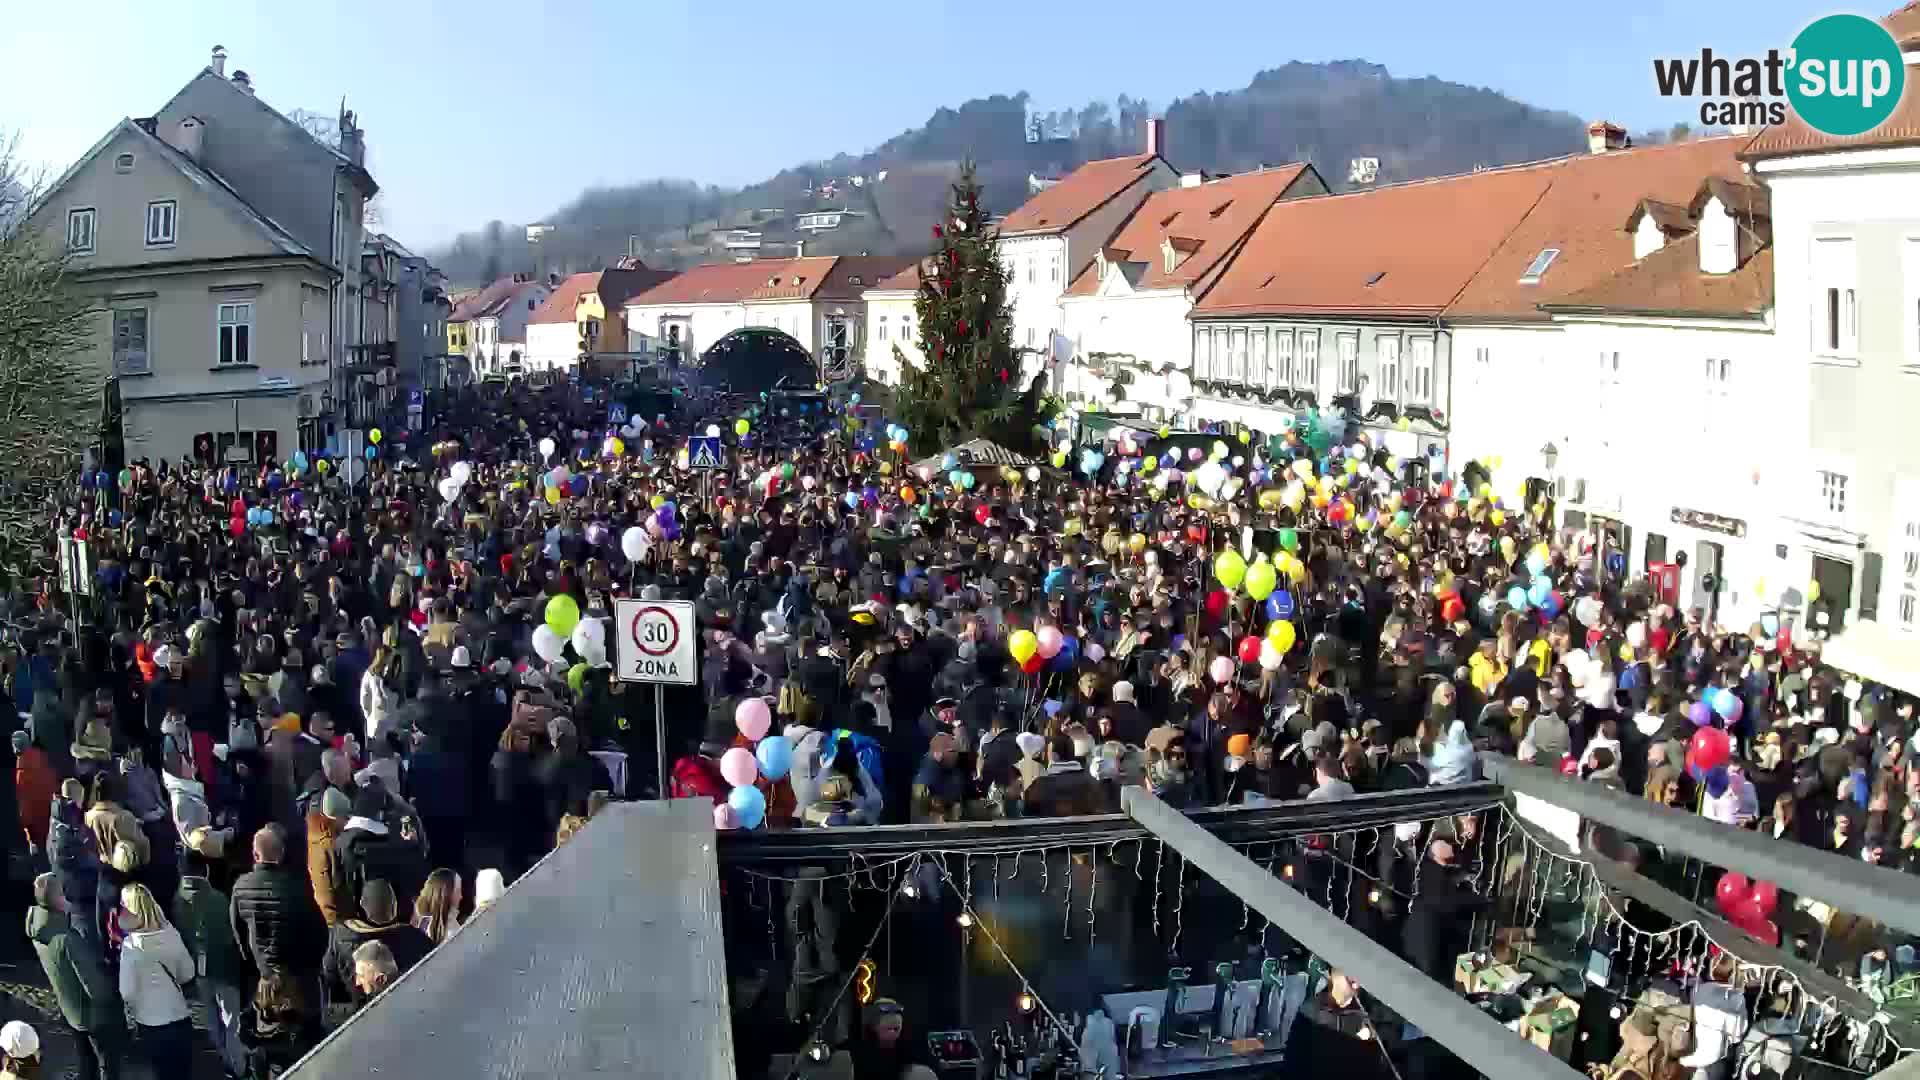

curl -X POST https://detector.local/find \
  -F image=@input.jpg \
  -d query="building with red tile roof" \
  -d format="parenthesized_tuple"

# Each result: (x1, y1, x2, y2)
(1055, 164, 1325, 422)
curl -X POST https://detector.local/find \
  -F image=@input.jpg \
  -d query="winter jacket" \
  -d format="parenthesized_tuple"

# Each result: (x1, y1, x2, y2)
(320, 918, 433, 1009)
(162, 770, 214, 839)
(119, 924, 194, 1027)
(230, 863, 326, 975)
(359, 671, 400, 741)
(305, 807, 347, 927)
(85, 803, 150, 868)
(403, 742, 471, 821)
(49, 799, 99, 911)
(335, 818, 427, 917)
(670, 754, 730, 804)
(123, 762, 169, 826)
(14, 748, 55, 850)
(172, 874, 245, 986)
(26, 905, 122, 1034)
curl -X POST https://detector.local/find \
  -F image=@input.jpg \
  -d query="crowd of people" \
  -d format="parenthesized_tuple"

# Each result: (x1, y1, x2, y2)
(0, 376, 1912, 1078)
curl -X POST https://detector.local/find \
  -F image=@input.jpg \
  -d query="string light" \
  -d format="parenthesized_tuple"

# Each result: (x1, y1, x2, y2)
(1367, 888, 1383, 905)
(957, 911, 974, 928)
(1017, 989, 1037, 1014)
(805, 1041, 830, 1063)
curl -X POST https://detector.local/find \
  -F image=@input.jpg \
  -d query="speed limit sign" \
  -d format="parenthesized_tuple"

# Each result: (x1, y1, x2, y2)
(613, 598, 698, 685)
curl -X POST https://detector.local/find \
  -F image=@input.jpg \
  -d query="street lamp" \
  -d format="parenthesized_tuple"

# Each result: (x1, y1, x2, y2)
(1540, 442, 1559, 473)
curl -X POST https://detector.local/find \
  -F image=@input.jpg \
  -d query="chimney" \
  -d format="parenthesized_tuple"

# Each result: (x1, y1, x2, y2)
(231, 69, 253, 95)
(163, 116, 205, 159)
(1586, 120, 1629, 154)
(1179, 172, 1206, 189)
(1146, 117, 1164, 157)
(339, 108, 365, 167)
(210, 45, 227, 77)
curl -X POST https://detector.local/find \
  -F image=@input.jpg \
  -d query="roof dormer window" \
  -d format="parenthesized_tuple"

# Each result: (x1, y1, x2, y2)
(1366, 271, 1387, 287)
(1519, 248, 1560, 284)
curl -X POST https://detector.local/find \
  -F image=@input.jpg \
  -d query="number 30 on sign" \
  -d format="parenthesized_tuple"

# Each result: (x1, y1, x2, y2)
(613, 599, 698, 685)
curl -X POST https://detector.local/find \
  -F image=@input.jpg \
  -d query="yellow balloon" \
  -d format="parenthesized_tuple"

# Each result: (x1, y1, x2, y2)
(650, 495, 665, 508)
(1754, 578, 1768, 597)
(1129, 533, 1147, 553)
(1806, 580, 1821, 603)
(1238, 431, 1250, 444)
(1141, 457, 1156, 474)
(1312, 491, 1331, 508)
(1009, 629, 1039, 665)
(1619, 642, 1635, 662)
(880, 461, 893, 475)
(611, 437, 625, 456)
(1489, 509, 1506, 526)
(316, 459, 329, 474)
(735, 418, 750, 436)
(368, 428, 382, 445)
(1269, 621, 1297, 654)
(1284, 558, 1306, 584)
(1064, 519, 1083, 536)
(1052, 451, 1068, 468)
(1477, 482, 1492, 499)
(544, 486, 561, 505)
(1158, 426, 1171, 438)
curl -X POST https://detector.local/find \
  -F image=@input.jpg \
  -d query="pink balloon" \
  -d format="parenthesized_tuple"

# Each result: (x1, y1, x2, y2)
(713, 803, 739, 830)
(1036, 625, 1065, 659)
(735, 697, 772, 741)
(1209, 655, 1235, 684)
(720, 747, 759, 788)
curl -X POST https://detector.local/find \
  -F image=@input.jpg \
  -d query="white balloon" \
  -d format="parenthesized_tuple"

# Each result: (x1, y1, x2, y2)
(706, 424, 722, 437)
(532, 625, 565, 663)
(1258, 640, 1284, 671)
(438, 477, 461, 502)
(621, 527, 649, 561)
(450, 461, 473, 484)
(538, 437, 557, 460)
(1625, 621, 1647, 648)
(576, 617, 607, 645)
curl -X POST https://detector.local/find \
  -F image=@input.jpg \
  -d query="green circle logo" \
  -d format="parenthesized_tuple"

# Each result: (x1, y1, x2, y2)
(1786, 14, 1906, 137)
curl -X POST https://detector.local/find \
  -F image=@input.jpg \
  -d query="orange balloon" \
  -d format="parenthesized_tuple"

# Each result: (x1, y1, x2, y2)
(900, 485, 917, 503)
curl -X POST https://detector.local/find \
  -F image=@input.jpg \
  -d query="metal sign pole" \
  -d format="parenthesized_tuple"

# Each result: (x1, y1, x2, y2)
(655, 684, 669, 801)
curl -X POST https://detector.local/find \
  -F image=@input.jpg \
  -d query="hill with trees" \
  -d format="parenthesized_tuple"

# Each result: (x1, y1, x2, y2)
(434, 60, 1624, 285)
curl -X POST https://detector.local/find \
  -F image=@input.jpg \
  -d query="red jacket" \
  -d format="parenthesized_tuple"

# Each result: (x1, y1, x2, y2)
(15, 748, 54, 850)
(670, 755, 729, 804)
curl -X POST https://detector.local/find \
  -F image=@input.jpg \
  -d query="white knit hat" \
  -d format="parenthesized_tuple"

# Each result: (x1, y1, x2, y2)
(475, 868, 507, 907)
(0, 1021, 39, 1059)
(1111, 681, 1135, 704)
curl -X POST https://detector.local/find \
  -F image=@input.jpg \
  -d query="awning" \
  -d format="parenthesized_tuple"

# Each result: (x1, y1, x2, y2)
(1820, 619, 1920, 698)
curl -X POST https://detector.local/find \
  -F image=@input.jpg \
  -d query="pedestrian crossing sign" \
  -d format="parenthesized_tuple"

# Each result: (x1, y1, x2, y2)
(688, 436, 725, 470)
(608, 403, 629, 425)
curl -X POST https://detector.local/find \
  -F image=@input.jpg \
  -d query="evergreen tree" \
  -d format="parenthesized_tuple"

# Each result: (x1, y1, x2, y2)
(892, 162, 1053, 456)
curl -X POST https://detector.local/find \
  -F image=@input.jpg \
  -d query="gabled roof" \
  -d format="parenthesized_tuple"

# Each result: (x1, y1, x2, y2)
(863, 263, 920, 294)
(1539, 234, 1773, 320)
(596, 264, 677, 310)
(626, 257, 826, 307)
(1625, 198, 1696, 236)
(1066, 164, 1316, 299)
(1195, 163, 1557, 319)
(529, 273, 598, 324)
(814, 255, 919, 302)
(30, 118, 318, 262)
(155, 69, 377, 196)
(450, 276, 541, 322)
(1742, 6, 1920, 160)
(1446, 136, 1748, 321)
(995, 153, 1163, 236)
(1689, 176, 1770, 221)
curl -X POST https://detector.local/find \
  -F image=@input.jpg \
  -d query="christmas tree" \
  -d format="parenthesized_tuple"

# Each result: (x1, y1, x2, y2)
(891, 162, 1054, 457)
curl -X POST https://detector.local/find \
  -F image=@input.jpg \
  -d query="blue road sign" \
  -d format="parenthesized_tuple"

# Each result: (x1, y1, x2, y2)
(688, 436, 725, 470)
(406, 387, 424, 411)
(608, 403, 629, 425)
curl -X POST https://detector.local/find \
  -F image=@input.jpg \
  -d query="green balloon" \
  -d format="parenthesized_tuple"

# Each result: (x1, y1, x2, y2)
(1279, 527, 1300, 553)
(544, 594, 581, 639)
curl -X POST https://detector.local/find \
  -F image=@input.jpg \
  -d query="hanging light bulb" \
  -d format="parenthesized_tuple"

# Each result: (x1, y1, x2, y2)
(1282, 863, 1296, 881)
(806, 1041, 831, 1063)
(900, 879, 918, 899)
(1367, 888, 1382, 905)
(1017, 989, 1037, 1014)
(1357, 1025, 1373, 1042)
(957, 911, 974, 928)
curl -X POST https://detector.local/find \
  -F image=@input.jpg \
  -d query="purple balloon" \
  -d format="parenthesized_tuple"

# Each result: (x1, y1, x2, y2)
(1688, 701, 1713, 727)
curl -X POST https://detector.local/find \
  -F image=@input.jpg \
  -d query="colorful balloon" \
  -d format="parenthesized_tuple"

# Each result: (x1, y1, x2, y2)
(1008, 629, 1039, 665)
(719, 747, 759, 788)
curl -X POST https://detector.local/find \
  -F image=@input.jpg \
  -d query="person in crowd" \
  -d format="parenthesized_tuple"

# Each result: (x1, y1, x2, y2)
(411, 868, 464, 946)
(14, 732, 55, 859)
(321, 880, 432, 1011)
(349, 940, 399, 1013)
(336, 787, 429, 919)
(26, 874, 121, 1080)
(230, 970, 323, 1080)
(115, 883, 195, 1079)
(472, 868, 507, 917)
(307, 787, 352, 927)
(0, 1022, 40, 1080)
(230, 825, 326, 988)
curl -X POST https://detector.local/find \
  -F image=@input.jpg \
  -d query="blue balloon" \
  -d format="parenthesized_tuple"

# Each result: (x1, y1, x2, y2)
(1704, 765, 1731, 799)
(1528, 579, 1551, 607)
(1508, 586, 1530, 610)
(849, 393, 862, 405)
(1047, 636, 1080, 672)
(942, 453, 958, 470)
(1711, 687, 1739, 718)
(843, 491, 859, 509)
(365, 446, 378, 460)
(754, 735, 793, 782)
(960, 472, 976, 490)
(1042, 699, 1064, 716)
(727, 784, 766, 829)
(1539, 592, 1563, 618)
(1525, 551, 1549, 576)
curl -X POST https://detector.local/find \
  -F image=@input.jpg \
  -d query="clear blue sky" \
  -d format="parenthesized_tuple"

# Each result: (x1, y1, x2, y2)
(2, 0, 1828, 251)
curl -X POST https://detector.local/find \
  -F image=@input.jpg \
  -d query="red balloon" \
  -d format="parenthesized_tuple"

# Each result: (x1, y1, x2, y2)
(1185, 524, 1207, 544)
(1558, 756, 1580, 777)
(1689, 727, 1731, 772)
(1327, 501, 1347, 524)
(1205, 590, 1229, 619)
(229, 517, 246, 537)
(1020, 654, 1044, 675)
(231, 499, 245, 516)
(974, 504, 991, 526)
(1714, 871, 1751, 917)
(1237, 635, 1262, 664)
(1440, 596, 1465, 623)
(1747, 879, 1779, 920)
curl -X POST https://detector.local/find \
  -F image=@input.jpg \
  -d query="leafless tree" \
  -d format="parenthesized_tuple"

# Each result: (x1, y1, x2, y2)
(0, 130, 99, 586)
(288, 108, 384, 228)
